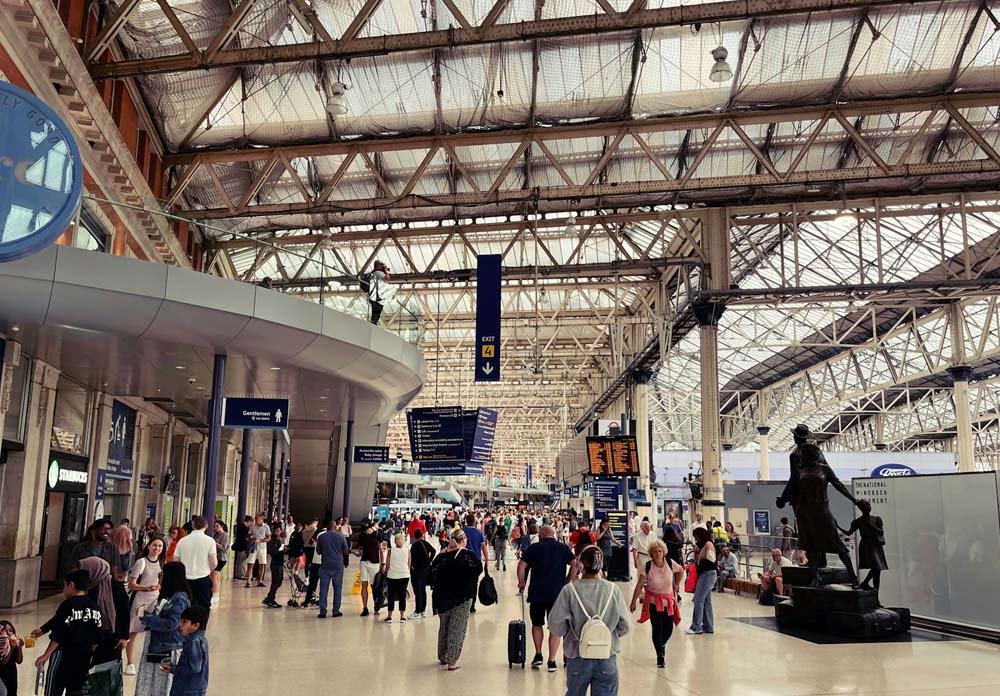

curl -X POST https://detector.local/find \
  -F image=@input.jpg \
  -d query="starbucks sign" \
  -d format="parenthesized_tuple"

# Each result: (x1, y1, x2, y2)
(47, 457, 88, 492)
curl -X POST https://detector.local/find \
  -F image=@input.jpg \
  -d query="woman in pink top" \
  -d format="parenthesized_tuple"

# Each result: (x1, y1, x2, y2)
(630, 539, 684, 668)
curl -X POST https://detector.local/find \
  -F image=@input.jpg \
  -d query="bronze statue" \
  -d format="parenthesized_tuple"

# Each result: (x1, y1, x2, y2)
(841, 500, 888, 602)
(777, 424, 860, 587)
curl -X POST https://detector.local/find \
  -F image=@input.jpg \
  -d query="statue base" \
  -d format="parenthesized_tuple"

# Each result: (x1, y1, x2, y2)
(774, 568, 910, 639)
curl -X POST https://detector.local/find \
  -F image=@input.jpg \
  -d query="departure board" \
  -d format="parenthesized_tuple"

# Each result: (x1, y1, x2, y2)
(586, 435, 640, 477)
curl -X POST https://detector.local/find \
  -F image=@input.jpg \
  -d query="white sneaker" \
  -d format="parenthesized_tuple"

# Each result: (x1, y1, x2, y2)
(124, 664, 137, 676)
(685, 628, 702, 635)
(411, 612, 423, 620)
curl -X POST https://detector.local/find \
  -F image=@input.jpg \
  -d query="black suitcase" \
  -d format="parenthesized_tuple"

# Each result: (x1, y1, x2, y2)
(827, 607, 911, 638)
(507, 596, 526, 668)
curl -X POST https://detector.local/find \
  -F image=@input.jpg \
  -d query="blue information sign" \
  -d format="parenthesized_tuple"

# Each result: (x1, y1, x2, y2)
(474, 254, 501, 382)
(469, 408, 497, 463)
(593, 481, 619, 520)
(139, 474, 155, 490)
(0, 83, 83, 263)
(107, 400, 136, 478)
(354, 446, 390, 464)
(420, 460, 485, 476)
(222, 397, 289, 429)
(526, 464, 532, 488)
(753, 509, 771, 534)
(95, 469, 106, 501)
(407, 407, 466, 462)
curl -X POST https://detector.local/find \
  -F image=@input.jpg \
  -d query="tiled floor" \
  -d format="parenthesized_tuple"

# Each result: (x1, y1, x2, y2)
(6, 555, 999, 696)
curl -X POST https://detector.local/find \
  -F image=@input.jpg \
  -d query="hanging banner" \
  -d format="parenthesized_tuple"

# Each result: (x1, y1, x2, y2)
(474, 254, 501, 382)
(107, 400, 136, 478)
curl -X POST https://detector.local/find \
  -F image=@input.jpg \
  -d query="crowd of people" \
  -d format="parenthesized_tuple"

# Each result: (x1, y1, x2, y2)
(1, 505, 769, 696)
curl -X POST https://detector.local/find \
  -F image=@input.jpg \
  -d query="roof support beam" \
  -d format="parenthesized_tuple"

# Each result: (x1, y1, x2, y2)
(91, 0, 950, 79)
(169, 92, 1000, 221)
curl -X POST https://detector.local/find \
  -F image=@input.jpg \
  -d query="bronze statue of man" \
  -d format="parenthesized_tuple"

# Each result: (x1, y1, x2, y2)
(777, 424, 861, 587)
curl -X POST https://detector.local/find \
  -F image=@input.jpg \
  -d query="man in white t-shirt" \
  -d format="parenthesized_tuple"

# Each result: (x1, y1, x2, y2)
(173, 515, 218, 609)
(631, 519, 656, 574)
(761, 547, 793, 596)
(245, 514, 271, 588)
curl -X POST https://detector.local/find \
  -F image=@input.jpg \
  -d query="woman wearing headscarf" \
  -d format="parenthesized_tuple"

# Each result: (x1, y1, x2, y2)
(136, 562, 191, 696)
(77, 557, 130, 667)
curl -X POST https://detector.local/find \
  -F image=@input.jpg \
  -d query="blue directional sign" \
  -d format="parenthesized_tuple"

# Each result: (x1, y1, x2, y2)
(354, 446, 390, 464)
(593, 481, 619, 520)
(407, 407, 466, 462)
(475, 254, 501, 381)
(470, 408, 498, 463)
(222, 397, 289, 429)
(0, 83, 83, 263)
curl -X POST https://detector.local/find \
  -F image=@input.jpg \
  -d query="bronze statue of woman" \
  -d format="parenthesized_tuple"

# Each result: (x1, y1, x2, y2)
(777, 424, 861, 587)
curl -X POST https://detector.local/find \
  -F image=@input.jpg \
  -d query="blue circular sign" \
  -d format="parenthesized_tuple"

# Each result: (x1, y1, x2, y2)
(871, 463, 917, 478)
(0, 82, 83, 263)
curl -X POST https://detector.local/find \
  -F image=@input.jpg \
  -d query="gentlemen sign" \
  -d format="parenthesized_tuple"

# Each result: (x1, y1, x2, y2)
(222, 397, 289, 429)
(474, 254, 501, 382)
(354, 446, 390, 464)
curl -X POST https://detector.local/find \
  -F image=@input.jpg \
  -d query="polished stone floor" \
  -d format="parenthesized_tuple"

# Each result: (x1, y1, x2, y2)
(7, 554, 1000, 696)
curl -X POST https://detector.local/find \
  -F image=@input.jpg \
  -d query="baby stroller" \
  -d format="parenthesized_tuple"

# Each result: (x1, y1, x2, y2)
(285, 557, 308, 607)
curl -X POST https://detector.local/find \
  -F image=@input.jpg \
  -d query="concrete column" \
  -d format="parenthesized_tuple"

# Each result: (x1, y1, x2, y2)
(236, 429, 251, 524)
(88, 393, 114, 520)
(173, 434, 190, 526)
(0, 358, 60, 607)
(341, 420, 354, 520)
(757, 427, 771, 480)
(694, 302, 726, 510)
(948, 365, 974, 472)
(634, 371, 654, 523)
(268, 432, 278, 521)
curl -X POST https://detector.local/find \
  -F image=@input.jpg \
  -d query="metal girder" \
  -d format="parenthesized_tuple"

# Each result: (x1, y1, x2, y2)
(167, 92, 998, 167)
(169, 92, 1000, 221)
(219, 210, 689, 250)
(272, 256, 689, 289)
(90, 0, 950, 79)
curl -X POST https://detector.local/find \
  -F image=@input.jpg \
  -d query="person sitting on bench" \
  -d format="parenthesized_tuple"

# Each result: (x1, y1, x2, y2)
(715, 546, 738, 592)
(761, 548, 792, 596)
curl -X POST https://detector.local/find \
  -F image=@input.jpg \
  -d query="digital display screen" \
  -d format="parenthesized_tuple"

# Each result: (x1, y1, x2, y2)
(586, 436, 639, 477)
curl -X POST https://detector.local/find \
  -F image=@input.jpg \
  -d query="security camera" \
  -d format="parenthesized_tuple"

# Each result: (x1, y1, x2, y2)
(688, 462, 694, 470)
(187, 377, 197, 385)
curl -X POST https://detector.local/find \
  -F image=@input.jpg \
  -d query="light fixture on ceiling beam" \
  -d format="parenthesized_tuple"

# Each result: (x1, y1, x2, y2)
(709, 46, 732, 83)
(565, 214, 577, 234)
(326, 80, 348, 116)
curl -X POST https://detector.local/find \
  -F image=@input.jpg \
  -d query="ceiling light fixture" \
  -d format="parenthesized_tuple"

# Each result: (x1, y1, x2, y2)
(709, 46, 733, 83)
(564, 214, 577, 234)
(270, 366, 281, 371)
(326, 80, 348, 116)
(175, 365, 186, 370)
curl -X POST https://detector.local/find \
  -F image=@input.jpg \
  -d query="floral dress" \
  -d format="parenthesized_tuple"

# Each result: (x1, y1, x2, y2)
(128, 557, 163, 633)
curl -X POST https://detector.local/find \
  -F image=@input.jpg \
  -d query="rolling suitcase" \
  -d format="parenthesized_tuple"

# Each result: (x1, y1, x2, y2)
(507, 596, 526, 668)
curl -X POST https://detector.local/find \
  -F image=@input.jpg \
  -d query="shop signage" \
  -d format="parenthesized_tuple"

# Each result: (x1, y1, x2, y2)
(139, 474, 155, 490)
(354, 446, 390, 464)
(222, 397, 289, 429)
(474, 254, 501, 382)
(0, 83, 84, 263)
(47, 457, 88, 493)
(871, 463, 917, 478)
(107, 400, 136, 478)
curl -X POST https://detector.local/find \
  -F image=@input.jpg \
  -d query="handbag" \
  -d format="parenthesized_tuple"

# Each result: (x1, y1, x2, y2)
(478, 564, 498, 606)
